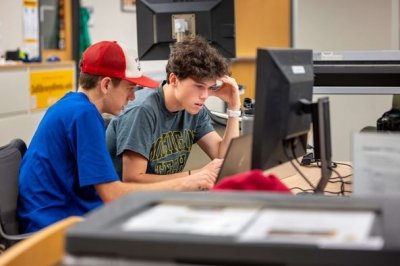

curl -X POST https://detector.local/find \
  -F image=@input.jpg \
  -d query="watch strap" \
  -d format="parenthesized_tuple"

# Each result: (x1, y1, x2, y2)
(227, 109, 241, 118)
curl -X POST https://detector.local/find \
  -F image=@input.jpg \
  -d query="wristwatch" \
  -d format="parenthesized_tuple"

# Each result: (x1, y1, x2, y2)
(227, 109, 241, 118)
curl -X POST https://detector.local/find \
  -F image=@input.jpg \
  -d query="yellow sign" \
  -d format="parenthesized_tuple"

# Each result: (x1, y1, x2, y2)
(30, 69, 74, 110)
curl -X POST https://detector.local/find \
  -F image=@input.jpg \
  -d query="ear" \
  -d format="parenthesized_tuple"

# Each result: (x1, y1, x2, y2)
(99, 77, 112, 95)
(169, 73, 178, 87)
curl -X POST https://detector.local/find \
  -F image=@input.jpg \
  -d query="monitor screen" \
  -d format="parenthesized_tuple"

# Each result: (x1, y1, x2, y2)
(252, 48, 314, 171)
(136, 0, 235, 60)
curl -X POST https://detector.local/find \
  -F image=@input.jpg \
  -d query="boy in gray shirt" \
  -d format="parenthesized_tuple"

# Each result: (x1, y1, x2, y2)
(106, 36, 241, 191)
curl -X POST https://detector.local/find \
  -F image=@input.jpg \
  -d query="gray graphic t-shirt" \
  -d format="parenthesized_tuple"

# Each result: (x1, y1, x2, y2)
(106, 84, 214, 178)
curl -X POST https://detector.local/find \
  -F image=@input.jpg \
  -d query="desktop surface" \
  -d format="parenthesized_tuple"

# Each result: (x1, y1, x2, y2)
(281, 161, 353, 196)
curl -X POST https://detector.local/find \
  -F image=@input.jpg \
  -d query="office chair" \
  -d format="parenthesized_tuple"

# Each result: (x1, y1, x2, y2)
(0, 139, 32, 252)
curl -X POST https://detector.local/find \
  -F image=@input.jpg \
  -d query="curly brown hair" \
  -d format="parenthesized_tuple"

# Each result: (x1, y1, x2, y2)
(165, 35, 229, 83)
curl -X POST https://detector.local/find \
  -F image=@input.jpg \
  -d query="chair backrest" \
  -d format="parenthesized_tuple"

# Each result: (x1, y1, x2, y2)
(0, 139, 27, 246)
(0, 216, 83, 266)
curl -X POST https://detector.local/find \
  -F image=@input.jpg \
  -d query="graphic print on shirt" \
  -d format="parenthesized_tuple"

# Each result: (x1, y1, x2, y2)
(149, 129, 195, 174)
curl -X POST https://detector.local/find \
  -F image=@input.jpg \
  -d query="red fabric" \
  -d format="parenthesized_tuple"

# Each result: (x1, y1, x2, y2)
(212, 169, 292, 194)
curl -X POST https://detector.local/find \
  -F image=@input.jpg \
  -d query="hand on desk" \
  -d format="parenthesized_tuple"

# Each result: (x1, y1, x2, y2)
(184, 158, 223, 191)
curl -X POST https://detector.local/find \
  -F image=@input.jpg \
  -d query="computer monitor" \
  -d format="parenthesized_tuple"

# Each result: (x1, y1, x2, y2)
(252, 48, 332, 193)
(136, 0, 235, 60)
(311, 97, 333, 192)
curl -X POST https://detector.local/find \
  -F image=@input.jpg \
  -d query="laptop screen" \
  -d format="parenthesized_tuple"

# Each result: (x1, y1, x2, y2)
(216, 134, 252, 184)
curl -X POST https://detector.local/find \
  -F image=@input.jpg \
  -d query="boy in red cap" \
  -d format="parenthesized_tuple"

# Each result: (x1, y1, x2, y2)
(18, 41, 217, 233)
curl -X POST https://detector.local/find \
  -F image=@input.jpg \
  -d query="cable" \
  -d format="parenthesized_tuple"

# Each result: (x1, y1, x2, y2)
(329, 174, 352, 180)
(295, 141, 354, 195)
(334, 162, 353, 168)
(330, 167, 346, 195)
(289, 186, 315, 193)
(300, 160, 352, 178)
(329, 180, 352, 185)
(284, 140, 316, 191)
(287, 140, 354, 195)
(323, 190, 353, 196)
(327, 171, 352, 195)
(329, 162, 352, 195)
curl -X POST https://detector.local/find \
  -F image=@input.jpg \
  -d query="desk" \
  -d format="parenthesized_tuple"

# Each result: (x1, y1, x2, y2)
(279, 161, 353, 196)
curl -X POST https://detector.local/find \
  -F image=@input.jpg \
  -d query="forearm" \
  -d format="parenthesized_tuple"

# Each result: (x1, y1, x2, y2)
(123, 170, 190, 183)
(122, 150, 192, 183)
(205, 74, 241, 158)
(217, 116, 240, 158)
(217, 85, 241, 157)
(127, 177, 190, 191)
(97, 178, 194, 203)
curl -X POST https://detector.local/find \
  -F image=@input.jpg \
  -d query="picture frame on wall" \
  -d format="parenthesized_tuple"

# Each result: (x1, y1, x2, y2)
(121, 0, 136, 12)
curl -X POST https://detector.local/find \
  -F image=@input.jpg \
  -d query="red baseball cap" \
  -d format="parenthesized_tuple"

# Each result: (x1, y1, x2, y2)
(80, 41, 159, 88)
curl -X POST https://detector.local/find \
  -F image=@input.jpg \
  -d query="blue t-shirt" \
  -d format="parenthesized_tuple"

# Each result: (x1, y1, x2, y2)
(106, 84, 214, 178)
(18, 92, 119, 233)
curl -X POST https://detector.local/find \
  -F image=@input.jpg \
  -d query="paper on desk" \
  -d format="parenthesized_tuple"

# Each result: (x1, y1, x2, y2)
(238, 208, 382, 249)
(122, 204, 259, 236)
(353, 132, 400, 196)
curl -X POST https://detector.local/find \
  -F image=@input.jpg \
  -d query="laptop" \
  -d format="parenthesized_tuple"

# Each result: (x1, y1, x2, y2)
(215, 134, 252, 184)
(215, 134, 297, 184)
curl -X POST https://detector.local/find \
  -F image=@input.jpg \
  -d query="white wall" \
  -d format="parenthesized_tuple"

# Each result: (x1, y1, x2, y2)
(81, 0, 137, 49)
(293, 0, 399, 161)
(0, 1, 23, 55)
(293, 0, 398, 50)
(81, 0, 166, 80)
